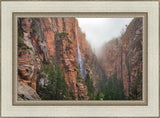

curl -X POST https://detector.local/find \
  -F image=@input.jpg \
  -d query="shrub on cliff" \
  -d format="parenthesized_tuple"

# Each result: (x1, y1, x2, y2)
(18, 24, 23, 37)
(55, 32, 69, 38)
(30, 18, 40, 37)
(18, 38, 30, 50)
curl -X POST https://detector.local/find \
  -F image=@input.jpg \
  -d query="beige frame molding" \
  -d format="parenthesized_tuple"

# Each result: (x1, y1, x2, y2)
(1, 0, 159, 118)
(12, 12, 148, 106)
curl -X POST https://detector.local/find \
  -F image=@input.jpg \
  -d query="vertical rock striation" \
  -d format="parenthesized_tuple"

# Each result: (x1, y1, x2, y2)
(99, 18, 143, 97)
(18, 18, 100, 100)
(18, 17, 142, 100)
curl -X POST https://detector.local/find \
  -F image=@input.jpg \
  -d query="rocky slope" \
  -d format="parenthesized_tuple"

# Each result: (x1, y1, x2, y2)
(18, 18, 103, 100)
(99, 18, 142, 97)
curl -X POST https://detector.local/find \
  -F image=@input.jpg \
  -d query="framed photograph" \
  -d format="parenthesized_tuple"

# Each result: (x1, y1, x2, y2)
(1, 0, 159, 118)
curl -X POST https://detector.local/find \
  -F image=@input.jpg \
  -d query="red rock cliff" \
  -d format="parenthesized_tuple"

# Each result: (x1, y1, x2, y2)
(18, 17, 141, 100)
(99, 18, 143, 97)
(18, 18, 101, 100)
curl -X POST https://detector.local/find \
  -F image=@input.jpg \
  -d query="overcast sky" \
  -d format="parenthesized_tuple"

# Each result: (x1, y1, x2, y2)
(77, 18, 133, 55)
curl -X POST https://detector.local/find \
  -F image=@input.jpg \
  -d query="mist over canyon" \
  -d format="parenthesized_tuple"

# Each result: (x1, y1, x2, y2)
(77, 18, 133, 56)
(17, 17, 142, 100)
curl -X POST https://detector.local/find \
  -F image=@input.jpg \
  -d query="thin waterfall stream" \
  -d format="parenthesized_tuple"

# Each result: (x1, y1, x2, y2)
(75, 21, 86, 78)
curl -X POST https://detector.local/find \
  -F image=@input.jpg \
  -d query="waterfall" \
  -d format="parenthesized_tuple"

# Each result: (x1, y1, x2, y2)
(75, 20, 86, 78)
(77, 41, 86, 78)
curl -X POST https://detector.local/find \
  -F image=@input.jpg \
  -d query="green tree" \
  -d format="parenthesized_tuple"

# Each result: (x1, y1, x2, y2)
(37, 60, 74, 100)
(97, 92, 104, 100)
(89, 93, 95, 100)
(103, 73, 126, 100)
(128, 69, 142, 100)
(118, 79, 126, 100)
(46, 65, 57, 99)
(85, 71, 95, 99)
(56, 64, 68, 100)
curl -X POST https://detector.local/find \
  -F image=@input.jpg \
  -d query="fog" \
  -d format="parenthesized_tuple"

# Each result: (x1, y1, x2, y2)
(77, 18, 133, 55)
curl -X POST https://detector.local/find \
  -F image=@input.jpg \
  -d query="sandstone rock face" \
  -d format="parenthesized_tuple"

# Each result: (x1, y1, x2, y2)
(18, 18, 46, 100)
(18, 81, 41, 100)
(38, 18, 103, 99)
(18, 49, 40, 90)
(18, 18, 97, 100)
(99, 18, 142, 96)
(18, 17, 142, 100)
(76, 82, 89, 100)
(75, 20, 104, 93)
(18, 18, 49, 92)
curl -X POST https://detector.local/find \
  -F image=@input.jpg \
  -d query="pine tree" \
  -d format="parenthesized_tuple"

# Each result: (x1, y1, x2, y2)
(56, 64, 69, 100)
(103, 73, 126, 100)
(128, 69, 142, 100)
(85, 71, 95, 99)
(47, 65, 57, 99)
(37, 59, 73, 100)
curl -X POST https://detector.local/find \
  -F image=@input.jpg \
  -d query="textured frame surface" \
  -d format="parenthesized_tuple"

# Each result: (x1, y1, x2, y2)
(1, 0, 159, 118)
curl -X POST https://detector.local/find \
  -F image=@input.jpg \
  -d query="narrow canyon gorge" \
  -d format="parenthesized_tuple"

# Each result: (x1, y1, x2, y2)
(17, 17, 142, 100)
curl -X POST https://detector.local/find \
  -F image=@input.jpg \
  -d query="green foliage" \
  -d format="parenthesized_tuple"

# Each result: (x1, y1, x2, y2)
(85, 71, 95, 100)
(32, 27, 38, 34)
(95, 92, 100, 100)
(128, 69, 142, 100)
(39, 73, 46, 78)
(18, 38, 30, 50)
(85, 54, 89, 60)
(69, 91, 76, 100)
(103, 73, 126, 100)
(68, 39, 72, 44)
(89, 93, 94, 100)
(95, 92, 105, 100)
(26, 69, 29, 72)
(97, 72, 126, 100)
(31, 18, 39, 34)
(56, 65, 67, 99)
(56, 32, 69, 37)
(99, 92, 105, 99)
(18, 38, 25, 47)
(55, 32, 70, 44)
(78, 94, 82, 100)
(65, 46, 71, 51)
(97, 75, 108, 94)
(76, 65, 84, 84)
(37, 62, 56, 100)
(37, 60, 74, 100)
(18, 24, 23, 37)
(32, 18, 40, 23)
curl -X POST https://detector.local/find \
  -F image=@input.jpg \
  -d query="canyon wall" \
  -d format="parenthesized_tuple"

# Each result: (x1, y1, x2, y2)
(18, 17, 142, 100)
(76, 21, 105, 93)
(99, 18, 143, 97)
(18, 18, 102, 100)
